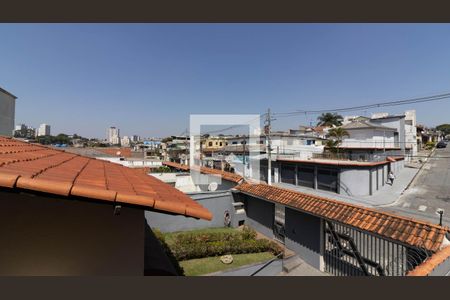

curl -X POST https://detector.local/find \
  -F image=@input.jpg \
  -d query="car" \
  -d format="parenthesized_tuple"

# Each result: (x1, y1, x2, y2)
(436, 141, 447, 148)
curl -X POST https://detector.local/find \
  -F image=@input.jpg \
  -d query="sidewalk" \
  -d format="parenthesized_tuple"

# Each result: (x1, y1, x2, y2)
(274, 166, 419, 208)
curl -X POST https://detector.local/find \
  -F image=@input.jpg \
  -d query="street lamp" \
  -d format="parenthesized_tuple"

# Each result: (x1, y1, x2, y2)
(436, 209, 444, 226)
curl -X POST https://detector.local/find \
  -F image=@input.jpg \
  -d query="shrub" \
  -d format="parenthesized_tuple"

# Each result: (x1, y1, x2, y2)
(169, 227, 283, 261)
(425, 141, 436, 150)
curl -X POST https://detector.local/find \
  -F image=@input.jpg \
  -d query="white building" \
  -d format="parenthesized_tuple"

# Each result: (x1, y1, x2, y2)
(340, 120, 397, 149)
(0, 87, 17, 137)
(121, 136, 131, 147)
(107, 127, 120, 145)
(131, 135, 141, 142)
(37, 124, 51, 136)
(404, 110, 418, 156)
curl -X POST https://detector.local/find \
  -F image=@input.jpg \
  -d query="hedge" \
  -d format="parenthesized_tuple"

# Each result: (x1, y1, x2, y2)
(167, 226, 282, 261)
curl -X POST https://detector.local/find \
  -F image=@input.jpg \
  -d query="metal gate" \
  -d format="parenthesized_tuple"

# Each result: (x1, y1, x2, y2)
(324, 220, 430, 276)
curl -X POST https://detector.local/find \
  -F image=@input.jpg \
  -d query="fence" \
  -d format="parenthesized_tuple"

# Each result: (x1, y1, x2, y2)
(324, 220, 430, 276)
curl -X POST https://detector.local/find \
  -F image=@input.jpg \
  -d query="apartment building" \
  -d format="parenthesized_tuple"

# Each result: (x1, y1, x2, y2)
(0, 86, 17, 137)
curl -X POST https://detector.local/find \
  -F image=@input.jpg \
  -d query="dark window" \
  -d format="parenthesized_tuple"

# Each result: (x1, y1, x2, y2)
(208, 142, 212, 147)
(220, 142, 223, 146)
(297, 166, 315, 188)
(280, 164, 296, 185)
(317, 168, 338, 192)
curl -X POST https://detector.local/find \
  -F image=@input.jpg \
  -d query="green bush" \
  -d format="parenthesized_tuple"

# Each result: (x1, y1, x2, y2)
(169, 227, 282, 261)
(425, 141, 436, 150)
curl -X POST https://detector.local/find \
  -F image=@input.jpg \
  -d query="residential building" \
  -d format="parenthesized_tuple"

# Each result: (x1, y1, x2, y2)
(131, 135, 141, 142)
(37, 123, 51, 136)
(13, 124, 36, 139)
(201, 136, 228, 152)
(339, 120, 398, 149)
(234, 182, 450, 276)
(121, 135, 131, 147)
(0, 136, 212, 275)
(13, 124, 27, 137)
(107, 126, 120, 145)
(0, 86, 17, 137)
(162, 135, 190, 164)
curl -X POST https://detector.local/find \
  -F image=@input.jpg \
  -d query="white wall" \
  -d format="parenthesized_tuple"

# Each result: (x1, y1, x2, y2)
(0, 92, 15, 136)
(341, 129, 396, 148)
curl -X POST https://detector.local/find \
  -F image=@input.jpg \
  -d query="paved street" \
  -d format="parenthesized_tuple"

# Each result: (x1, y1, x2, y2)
(380, 146, 450, 227)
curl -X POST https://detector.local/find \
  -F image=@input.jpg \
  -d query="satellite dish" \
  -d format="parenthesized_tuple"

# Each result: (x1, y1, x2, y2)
(208, 182, 218, 191)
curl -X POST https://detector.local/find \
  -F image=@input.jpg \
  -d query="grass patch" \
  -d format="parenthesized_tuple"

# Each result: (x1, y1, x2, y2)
(180, 252, 275, 276)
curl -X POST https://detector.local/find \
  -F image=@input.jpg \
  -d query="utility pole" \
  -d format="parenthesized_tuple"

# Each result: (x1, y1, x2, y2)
(265, 108, 272, 185)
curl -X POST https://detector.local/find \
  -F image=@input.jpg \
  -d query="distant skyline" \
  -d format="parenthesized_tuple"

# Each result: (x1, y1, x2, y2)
(2, 24, 450, 138)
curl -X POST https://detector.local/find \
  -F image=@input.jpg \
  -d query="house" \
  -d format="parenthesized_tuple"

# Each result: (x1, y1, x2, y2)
(234, 182, 450, 276)
(0, 136, 212, 275)
(269, 156, 404, 196)
(370, 111, 417, 159)
(0, 86, 17, 137)
(340, 120, 398, 149)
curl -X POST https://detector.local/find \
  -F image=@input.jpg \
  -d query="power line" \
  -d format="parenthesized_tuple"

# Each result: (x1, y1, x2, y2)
(272, 92, 450, 118)
(200, 113, 267, 135)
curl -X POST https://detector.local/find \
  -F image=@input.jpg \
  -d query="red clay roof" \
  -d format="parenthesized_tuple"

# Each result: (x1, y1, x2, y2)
(96, 147, 132, 158)
(162, 161, 243, 183)
(0, 137, 212, 220)
(407, 245, 450, 276)
(235, 182, 449, 252)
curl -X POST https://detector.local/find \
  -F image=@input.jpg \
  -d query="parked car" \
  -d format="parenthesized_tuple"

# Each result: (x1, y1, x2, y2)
(436, 141, 447, 148)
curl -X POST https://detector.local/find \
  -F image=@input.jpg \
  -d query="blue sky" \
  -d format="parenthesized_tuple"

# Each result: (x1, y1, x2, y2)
(1, 24, 450, 138)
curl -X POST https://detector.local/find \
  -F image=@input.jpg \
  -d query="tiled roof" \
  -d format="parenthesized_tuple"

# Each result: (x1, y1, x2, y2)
(407, 245, 450, 276)
(96, 147, 132, 158)
(235, 182, 449, 252)
(162, 161, 244, 183)
(0, 137, 212, 220)
(341, 120, 397, 131)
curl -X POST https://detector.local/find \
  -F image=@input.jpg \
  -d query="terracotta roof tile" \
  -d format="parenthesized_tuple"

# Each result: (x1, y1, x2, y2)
(407, 245, 450, 276)
(235, 182, 449, 252)
(0, 137, 212, 220)
(162, 161, 244, 183)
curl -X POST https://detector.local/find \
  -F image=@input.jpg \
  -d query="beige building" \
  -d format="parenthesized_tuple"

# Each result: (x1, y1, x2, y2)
(201, 136, 228, 151)
(0, 86, 17, 137)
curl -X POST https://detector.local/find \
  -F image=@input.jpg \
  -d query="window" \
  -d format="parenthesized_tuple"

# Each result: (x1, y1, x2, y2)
(208, 142, 212, 147)
(280, 164, 296, 185)
(317, 168, 338, 192)
(220, 142, 223, 146)
(297, 166, 315, 188)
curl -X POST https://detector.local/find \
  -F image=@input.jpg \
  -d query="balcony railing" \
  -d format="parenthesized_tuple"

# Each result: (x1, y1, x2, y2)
(311, 152, 398, 162)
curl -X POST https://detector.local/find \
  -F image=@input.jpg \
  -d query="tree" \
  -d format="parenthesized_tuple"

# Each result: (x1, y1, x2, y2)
(326, 127, 349, 154)
(317, 112, 344, 127)
(436, 124, 450, 136)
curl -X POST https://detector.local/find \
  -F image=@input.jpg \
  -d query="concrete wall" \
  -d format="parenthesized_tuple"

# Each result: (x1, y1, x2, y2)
(146, 191, 234, 232)
(243, 195, 275, 239)
(284, 208, 322, 269)
(339, 168, 371, 196)
(0, 91, 15, 136)
(0, 190, 145, 275)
